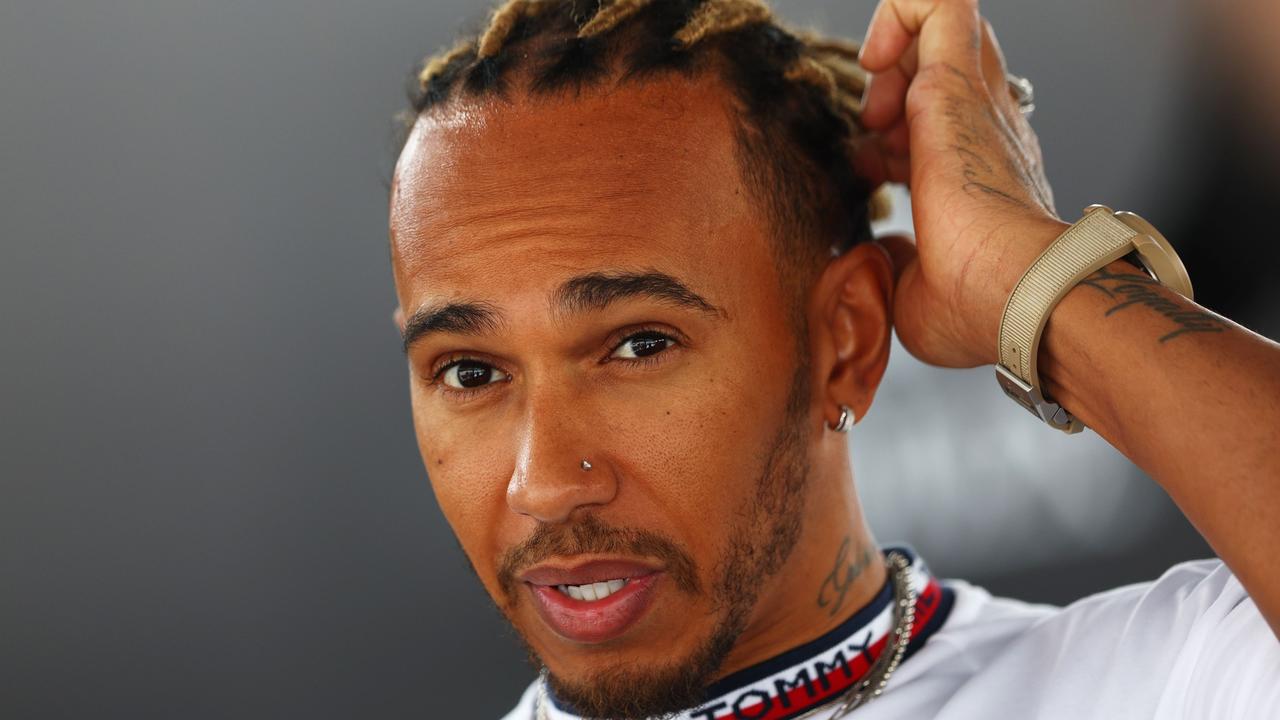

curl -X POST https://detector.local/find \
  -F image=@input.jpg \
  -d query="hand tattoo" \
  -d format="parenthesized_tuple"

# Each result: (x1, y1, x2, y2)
(1079, 266, 1227, 343)
(817, 536, 873, 617)
(939, 63, 1038, 209)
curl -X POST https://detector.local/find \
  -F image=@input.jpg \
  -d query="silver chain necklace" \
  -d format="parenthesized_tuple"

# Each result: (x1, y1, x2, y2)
(533, 550, 916, 720)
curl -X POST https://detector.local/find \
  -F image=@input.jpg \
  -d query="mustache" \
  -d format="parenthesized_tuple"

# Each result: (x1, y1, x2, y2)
(496, 514, 702, 602)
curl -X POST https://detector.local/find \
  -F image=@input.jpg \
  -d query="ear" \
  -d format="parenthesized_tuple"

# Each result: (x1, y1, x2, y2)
(808, 243, 895, 429)
(393, 305, 407, 335)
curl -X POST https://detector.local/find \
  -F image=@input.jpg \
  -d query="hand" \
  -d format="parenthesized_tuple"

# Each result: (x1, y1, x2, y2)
(856, 0, 1067, 368)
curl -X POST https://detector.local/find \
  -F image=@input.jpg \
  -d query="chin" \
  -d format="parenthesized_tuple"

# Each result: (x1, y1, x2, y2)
(543, 648, 717, 720)
(519, 600, 749, 720)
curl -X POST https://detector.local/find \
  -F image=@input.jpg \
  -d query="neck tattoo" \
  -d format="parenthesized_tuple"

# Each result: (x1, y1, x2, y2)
(817, 536, 874, 618)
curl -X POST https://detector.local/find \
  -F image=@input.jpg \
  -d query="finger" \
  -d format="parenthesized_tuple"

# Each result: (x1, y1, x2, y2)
(874, 234, 919, 286)
(850, 136, 891, 188)
(979, 18, 1020, 120)
(979, 19, 1005, 94)
(882, 119, 910, 157)
(860, 36, 918, 131)
(859, 0, 984, 78)
(896, 37, 920, 79)
(851, 138, 910, 186)
(886, 155, 911, 184)
(860, 63, 909, 130)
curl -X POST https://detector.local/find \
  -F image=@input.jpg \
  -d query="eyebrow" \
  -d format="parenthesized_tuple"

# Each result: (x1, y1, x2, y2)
(401, 270, 723, 353)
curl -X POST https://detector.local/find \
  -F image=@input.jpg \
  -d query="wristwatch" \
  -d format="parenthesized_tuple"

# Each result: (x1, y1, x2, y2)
(995, 205, 1194, 434)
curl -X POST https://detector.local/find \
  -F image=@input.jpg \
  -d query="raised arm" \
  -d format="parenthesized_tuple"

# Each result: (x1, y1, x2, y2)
(854, 0, 1280, 635)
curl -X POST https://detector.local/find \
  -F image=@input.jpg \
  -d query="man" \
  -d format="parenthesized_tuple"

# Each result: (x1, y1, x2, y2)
(387, 0, 1280, 717)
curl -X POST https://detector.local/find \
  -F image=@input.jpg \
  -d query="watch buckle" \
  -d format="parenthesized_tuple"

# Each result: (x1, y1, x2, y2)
(995, 365, 1085, 434)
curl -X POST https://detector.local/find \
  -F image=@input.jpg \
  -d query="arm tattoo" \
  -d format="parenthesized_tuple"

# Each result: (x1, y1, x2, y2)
(816, 536, 873, 617)
(1079, 266, 1227, 343)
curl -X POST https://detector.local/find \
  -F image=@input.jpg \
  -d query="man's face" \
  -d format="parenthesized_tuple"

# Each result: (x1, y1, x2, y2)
(390, 76, 819, 715)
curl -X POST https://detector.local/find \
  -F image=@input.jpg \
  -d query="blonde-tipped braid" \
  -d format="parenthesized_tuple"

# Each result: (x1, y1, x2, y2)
(432, 0, 868, 117)
(784, 56, 837, 101)
(785, 55, 870, 134)
(407, 0, 891, 234)
(868, 186, 892, 222)
(578, 0, 657, 38)
(818, 55, 869, 102)
(477, 0, 547, 59)
(674, 0, 772, 48)
(795, 30, 868, 99)
(418, 40, 477, 89)
(795, 32, 863, 63)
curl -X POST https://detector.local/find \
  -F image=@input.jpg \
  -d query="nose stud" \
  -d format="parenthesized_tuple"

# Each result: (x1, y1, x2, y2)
(580, 459, 593, 471)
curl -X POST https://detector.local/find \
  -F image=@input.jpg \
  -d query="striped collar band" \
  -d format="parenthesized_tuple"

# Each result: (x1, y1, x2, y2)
(543, 546, 954, 720)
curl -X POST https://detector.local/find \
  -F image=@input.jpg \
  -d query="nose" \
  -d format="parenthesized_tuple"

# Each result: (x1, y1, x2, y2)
(506, 392, 617, 524)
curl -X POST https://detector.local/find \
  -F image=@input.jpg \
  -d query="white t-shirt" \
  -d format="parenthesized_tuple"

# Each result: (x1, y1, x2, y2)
(502, 556, 1279, 719)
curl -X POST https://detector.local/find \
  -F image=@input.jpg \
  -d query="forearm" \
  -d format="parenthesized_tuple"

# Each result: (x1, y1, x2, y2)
(854, 0, 1280, 633)
(1037, 254, 1280, 634)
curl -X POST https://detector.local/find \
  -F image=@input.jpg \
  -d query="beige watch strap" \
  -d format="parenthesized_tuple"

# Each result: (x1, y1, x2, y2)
(996, 205, 1194, 433)
(995, 207, 1140, 433)
(998, 208, 1138, 385)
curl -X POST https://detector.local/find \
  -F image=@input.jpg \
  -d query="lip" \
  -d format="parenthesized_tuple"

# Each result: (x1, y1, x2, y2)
(522, 559, 663, 644)
(521, 560, 660, 588)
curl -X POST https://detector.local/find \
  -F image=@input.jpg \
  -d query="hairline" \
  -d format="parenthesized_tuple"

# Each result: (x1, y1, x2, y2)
(400, 80, 820, 360)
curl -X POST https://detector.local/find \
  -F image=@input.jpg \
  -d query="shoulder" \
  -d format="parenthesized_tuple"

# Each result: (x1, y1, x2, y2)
(1055, 556, 1248, 625)
(1015, 557, 1270, 675)
(498, 679, 539, 720)
(917, 559, 1279, 719)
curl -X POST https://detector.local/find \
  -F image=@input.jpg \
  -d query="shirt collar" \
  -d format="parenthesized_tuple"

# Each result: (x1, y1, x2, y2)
(543, 546, 954, 720)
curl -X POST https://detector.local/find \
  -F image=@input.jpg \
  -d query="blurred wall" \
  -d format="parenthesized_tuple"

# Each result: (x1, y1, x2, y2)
(5, 0, 1266, 717)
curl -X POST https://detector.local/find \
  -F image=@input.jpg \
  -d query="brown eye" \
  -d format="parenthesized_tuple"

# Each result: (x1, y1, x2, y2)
(441, 360, 508, 389)
(612, 332, 674, 360)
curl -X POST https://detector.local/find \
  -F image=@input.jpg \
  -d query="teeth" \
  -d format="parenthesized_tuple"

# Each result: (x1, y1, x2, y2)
(555, 578, 630, 601)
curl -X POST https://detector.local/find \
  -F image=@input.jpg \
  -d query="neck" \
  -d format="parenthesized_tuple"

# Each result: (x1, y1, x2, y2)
(712, 449, 885, 681)
(541, 547, 951, 720)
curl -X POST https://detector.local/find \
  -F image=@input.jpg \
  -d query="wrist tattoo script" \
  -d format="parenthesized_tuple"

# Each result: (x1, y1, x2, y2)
(817, 536, 873, 617)
(1079, 266, 1227, 343)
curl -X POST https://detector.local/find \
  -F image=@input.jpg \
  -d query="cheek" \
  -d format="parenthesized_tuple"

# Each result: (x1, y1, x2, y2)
(410, 390, 514, 580)
(598, 355, 786, 556)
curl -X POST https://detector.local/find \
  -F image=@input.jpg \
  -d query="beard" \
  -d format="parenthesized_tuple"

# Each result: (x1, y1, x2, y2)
(495, 361, 814, 719)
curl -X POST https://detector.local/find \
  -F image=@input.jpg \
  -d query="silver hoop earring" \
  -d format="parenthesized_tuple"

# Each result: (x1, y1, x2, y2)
(828, 405, 854, 433)
(580, 459, 593, 471)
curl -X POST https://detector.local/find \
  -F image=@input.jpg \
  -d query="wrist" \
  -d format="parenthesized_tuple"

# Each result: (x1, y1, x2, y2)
(965, 217, 1071, 366)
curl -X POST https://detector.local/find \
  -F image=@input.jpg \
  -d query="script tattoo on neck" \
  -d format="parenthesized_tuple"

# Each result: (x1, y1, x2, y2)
(1079, 266, 1227, 343)
(817, 536, 873, 617)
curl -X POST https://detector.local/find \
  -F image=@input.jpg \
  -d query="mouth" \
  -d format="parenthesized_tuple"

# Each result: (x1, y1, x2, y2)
(521, 559, 664, 644)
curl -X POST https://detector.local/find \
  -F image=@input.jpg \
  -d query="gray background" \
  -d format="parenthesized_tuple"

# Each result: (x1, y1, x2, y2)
(3, 0, 1273, 717)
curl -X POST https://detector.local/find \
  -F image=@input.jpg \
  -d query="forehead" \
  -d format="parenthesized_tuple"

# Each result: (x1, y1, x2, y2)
(388, 75, 775, 310)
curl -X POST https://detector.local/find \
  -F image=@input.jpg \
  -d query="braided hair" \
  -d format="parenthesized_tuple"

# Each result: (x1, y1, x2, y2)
(398, 0, 886, 300)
